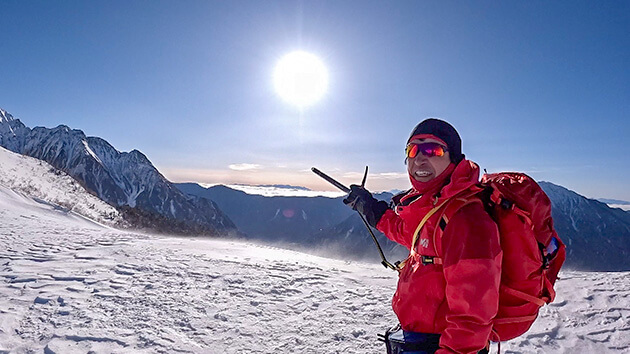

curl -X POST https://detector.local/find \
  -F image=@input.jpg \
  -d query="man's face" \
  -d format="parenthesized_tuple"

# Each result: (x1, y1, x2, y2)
(406, 138, 452, 182)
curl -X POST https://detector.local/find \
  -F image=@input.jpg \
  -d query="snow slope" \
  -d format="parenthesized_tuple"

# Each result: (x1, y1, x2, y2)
(0, 146, 120, 226)
(0, 108, 236, 235)
(1, 186, 629, 353)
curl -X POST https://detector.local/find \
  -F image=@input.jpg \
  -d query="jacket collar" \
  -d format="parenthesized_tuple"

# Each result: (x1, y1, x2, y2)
(401, 159, 480, 205)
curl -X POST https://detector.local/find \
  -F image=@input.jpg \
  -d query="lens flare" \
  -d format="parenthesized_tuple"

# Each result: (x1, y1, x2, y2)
(273, 51, 328, 108)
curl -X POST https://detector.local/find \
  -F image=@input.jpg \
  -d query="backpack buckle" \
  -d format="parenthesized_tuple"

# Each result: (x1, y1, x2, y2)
(421, 255, 442, 265)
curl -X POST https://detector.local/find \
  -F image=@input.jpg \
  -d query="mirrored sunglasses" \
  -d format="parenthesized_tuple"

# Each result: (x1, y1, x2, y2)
(405, 142, 447, 159)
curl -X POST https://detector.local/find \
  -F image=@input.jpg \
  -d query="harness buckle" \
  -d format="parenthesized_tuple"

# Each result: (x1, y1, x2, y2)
(421, 256, 435, 265)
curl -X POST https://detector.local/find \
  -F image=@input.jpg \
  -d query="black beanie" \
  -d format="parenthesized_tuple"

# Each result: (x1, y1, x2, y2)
(408, 118, 464, 164)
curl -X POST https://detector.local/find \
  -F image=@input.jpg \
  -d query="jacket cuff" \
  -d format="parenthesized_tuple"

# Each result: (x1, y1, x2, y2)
(366, 200, 389, 228)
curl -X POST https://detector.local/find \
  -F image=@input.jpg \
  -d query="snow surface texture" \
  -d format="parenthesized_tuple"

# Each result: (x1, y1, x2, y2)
(0, 146, 120, 226)
(1, 187, 629, 353)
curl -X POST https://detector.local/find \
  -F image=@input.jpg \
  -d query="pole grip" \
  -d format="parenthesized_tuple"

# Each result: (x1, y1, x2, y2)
(311, 166, 399, 272)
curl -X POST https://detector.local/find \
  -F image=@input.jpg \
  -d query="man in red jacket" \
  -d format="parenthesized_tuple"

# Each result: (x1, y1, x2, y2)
(344, 118, 502, 354)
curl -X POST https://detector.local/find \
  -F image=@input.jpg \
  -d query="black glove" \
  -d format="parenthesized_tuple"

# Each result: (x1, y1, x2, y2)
(343, 185, 389, 228)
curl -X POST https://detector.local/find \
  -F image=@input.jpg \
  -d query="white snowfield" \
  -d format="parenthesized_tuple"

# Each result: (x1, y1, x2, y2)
(0, 146, 121, 226)
(1, 179, 629, 353)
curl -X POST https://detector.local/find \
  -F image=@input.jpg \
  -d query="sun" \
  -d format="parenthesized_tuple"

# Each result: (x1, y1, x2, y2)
(273, 51, 328, 108)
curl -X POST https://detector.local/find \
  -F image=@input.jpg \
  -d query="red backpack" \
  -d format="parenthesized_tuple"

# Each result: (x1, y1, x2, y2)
(412, 172, 566, 341)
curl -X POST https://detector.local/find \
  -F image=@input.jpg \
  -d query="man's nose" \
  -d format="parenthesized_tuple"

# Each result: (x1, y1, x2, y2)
(413, 154, 428, 164)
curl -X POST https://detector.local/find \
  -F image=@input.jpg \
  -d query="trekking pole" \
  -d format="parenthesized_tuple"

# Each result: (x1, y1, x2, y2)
(311, 167, 398, 271)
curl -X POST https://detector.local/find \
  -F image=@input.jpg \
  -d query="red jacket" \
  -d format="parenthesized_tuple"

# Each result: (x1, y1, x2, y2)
(376, 160, 502, 354)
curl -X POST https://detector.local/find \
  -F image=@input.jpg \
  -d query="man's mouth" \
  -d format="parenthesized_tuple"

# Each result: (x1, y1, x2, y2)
(414, 170, 432, 177)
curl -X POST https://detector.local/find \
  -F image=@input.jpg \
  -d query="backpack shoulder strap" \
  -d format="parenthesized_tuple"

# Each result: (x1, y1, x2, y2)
(409, 187, 484, 263)
(427, 195, 484, 264)
(409, 200, 448, 255)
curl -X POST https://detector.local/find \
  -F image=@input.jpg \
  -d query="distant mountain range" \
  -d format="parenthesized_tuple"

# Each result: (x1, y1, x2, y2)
(0, 108, 236, 236)
(598, 198, 630, 205)
(540, 182, 630, 271)
(176, 183, 355, 241)
(176, 182, 408, 263)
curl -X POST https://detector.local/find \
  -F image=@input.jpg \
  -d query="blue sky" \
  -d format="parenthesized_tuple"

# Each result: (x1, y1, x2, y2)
(1, 1, 628, 200)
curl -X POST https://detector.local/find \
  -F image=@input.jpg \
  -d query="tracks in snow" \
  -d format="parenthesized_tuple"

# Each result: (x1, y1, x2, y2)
(0, 221, 398, 353)
(497, 271, 630, 353)
(2, 207, 628, 353)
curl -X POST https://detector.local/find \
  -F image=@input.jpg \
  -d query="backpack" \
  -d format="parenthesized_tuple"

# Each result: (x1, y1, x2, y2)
(409, 172, 566, 342)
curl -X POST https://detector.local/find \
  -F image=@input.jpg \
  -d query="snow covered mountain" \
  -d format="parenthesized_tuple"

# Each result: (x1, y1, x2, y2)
(0, 107, 236, 236)
(1, 182, 628, 353)
(540, 182, 630, 271)
(180, 182, 630, 271)
(0, 146, 120, 226)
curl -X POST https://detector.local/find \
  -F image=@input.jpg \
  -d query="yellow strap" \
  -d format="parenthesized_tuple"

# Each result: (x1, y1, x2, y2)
(410, 200, 450, 255)
(410, 188, 483, 255)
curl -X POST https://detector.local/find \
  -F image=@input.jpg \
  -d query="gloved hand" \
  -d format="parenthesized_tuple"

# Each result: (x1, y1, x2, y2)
(343, 185, 389, 227)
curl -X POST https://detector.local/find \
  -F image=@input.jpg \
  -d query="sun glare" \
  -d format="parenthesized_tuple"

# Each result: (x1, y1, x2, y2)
(273, 51, 328, 108)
